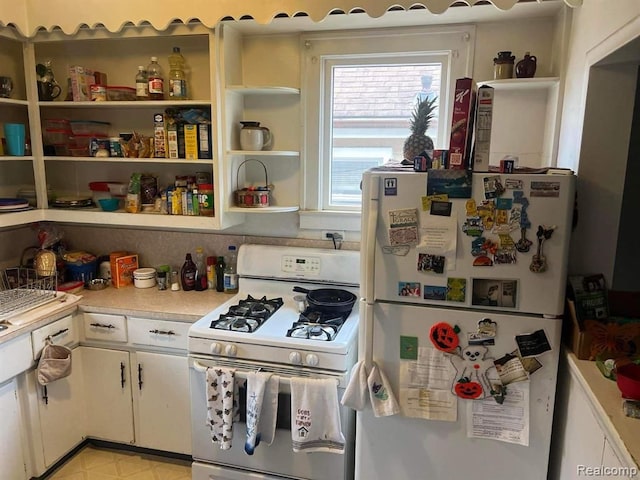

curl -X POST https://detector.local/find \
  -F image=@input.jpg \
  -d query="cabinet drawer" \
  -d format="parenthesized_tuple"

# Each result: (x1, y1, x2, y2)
(0, 335, 32, 384)
(128, 317, 190, 351)
(83, 313, 127, 343)
(31, 314, 78, 360)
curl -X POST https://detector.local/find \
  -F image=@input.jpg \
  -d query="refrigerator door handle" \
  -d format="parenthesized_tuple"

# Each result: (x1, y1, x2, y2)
(361, 301, 375, 370)
(363, 175, 379, 303)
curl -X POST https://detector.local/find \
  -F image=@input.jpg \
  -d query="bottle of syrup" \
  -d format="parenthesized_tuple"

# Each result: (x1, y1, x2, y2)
(180, 253, 197, 291)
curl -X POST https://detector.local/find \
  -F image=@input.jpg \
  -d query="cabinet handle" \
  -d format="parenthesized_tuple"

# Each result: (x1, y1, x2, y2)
(120, 362, 126, 388)
(42, 385, 48, 405)
(149, 329, 176, 335)
(47, 328, 69, 341)
(90, 322, 115, 329)
(138, 364, 143, 391)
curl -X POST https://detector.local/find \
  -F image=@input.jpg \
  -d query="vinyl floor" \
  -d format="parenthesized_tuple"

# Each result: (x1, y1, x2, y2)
(45, 445, 191, 480)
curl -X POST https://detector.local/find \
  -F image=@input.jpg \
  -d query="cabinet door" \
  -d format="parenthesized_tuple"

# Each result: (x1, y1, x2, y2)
(0, 379, 28, 480)
(132, 351, 191, 454)
(37, 346, 86, 467)
(82, 346, 134, 443)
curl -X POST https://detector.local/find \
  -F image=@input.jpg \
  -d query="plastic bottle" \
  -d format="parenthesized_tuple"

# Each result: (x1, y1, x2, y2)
(194, 247, 207, 291)
(223, 246, 239, 294)
(215, 256, 225, 293)
(135, 65, 149, 101)
(168, 47, 188, 100)
(147, 56, 165, 100)
(180, 253, 197, 291)
(206, 256, 216, 290)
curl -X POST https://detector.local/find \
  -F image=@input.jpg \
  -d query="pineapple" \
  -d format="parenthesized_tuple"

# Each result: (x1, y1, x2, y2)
(403, 96, 437, 161)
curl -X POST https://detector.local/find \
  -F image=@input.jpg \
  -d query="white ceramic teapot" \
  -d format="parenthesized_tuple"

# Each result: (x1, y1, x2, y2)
(239, 121, 272, 151)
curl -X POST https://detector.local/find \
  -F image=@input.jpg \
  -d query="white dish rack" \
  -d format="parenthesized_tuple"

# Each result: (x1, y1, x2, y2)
(0, 268, 58, 322)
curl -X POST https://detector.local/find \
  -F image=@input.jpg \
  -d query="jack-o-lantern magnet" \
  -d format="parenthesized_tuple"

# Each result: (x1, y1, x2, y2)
(429, 322, 461, 353)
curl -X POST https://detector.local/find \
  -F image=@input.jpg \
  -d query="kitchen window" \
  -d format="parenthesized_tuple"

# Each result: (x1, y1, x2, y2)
(300, 25, 475, 231)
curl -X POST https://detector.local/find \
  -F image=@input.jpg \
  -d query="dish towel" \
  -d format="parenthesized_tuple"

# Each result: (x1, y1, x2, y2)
(341, 360, 368, 411)
(367, 362, 400, 417)
(244, 371, 280, 455)
(290, 377, 345, 454)
(206, 367, 238, 450)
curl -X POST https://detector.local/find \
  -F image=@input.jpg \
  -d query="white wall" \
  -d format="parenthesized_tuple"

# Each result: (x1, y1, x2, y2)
(226, 13, 558, 241)
(557, 0, 640, 284)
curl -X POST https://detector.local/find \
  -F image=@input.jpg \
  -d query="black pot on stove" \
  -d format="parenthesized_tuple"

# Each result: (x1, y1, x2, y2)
(292, 286, 357, 315)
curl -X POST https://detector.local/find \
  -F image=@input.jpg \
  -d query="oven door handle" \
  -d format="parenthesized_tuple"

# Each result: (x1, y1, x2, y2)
(191, 360, 339, 387)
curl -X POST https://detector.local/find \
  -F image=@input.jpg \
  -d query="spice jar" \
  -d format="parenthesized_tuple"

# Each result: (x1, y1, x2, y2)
(493, 51, 515, 80)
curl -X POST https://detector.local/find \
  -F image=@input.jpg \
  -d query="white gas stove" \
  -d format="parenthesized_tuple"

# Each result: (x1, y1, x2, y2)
(188, 244, 361, 373)
(188, 244, 360, 480)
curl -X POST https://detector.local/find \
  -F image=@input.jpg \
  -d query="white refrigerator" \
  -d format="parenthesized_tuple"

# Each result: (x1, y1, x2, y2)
(356, 167, 575, 480)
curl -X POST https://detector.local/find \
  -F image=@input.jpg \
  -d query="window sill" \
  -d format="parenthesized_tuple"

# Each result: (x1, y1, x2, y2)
(298, 210, 362, 232)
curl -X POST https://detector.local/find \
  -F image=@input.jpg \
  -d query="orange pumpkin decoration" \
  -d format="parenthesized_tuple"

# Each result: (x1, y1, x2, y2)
(430, 322, 460, 352)
(454, 377, 483, 399)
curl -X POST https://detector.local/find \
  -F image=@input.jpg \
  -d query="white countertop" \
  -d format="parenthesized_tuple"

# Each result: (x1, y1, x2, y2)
(566, 351, 640, 469)
(0, 285, 233, 345)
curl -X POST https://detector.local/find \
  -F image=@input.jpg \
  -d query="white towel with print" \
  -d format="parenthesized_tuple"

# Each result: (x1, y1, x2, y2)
(206, 367, 238, 450)
(290, 377, 345, 454)
(244, 372, 279, 455)
(367, 362, 400, 417)
(341, 360, 369, 411)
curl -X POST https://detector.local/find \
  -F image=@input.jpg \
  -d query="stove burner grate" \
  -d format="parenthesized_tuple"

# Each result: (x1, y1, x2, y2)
(210, 295, 283, 333)
(286, 308, 349, 341)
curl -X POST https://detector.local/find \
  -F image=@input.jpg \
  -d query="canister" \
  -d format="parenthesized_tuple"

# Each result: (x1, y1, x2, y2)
(133, 267, 157, 288)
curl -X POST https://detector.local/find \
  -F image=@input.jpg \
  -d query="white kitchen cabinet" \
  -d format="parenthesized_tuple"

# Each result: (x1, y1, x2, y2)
(0, 378, 28, 480)
(23, 314, 86, 474)
(132, 351, 191, 454)
(33, 347, 86, 470)
(81, 346, 134, 443)
(218, 24, 302, 214)
(477, 77, 561, 168)
(0, 28, 41, 230)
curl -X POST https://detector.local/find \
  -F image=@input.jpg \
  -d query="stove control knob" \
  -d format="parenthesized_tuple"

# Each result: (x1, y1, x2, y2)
(305, 354, 319, 367)
(225, 344, 238, 357)
(210, 342, 222, 355)
(289, 351, 302, 365)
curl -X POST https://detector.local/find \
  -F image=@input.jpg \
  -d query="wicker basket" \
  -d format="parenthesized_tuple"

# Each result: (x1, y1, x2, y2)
(234, 159, 272, 208)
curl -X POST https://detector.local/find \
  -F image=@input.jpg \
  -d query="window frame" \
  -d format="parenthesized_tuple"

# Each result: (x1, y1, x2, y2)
(300, 24, 476, 232)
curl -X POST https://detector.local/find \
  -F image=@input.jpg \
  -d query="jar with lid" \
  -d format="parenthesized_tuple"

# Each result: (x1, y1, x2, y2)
(493, 51, 515, 80)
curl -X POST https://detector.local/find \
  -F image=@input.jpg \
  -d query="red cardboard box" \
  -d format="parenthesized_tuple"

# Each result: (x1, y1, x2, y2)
(448, 77, 476, 170)
(110, 252, 138, 288)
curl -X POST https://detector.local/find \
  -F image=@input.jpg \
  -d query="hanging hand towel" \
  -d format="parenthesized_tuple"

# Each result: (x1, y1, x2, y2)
(341, 360, 369, 411)
(290, 377, 345, 454)
(244, 371, 279, 455)
(206, 367, 237, 450)
(259, 374, 279, 446)
(367, 362, 400, 417)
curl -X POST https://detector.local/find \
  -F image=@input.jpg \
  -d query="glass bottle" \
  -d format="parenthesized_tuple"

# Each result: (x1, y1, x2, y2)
(147, 56, 165, 100)
(180, 253, 197, 291)
(168, 47, 188, 100)
(135, 65, 149, 101)
(194, 246, 207, 291)
(223, 245, 239, 294)
(215, 256, 225, 293)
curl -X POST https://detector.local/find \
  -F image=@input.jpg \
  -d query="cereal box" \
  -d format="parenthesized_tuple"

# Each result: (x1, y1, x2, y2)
(448, 77, 476, 170)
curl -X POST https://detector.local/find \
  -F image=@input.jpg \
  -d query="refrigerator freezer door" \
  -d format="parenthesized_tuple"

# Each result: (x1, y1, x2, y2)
(361, 170, 575, 316)
(355, 301, 562, 480)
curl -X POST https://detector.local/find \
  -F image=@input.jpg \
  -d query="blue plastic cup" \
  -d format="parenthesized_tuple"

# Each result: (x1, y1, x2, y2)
(3, 123, 26, 156)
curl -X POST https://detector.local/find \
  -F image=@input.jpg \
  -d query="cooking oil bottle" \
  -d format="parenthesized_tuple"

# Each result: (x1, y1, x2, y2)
(168, 47, 188, 100)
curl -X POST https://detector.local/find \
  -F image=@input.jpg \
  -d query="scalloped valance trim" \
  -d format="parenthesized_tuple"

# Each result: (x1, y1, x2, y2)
(1, 0, 582, 38)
